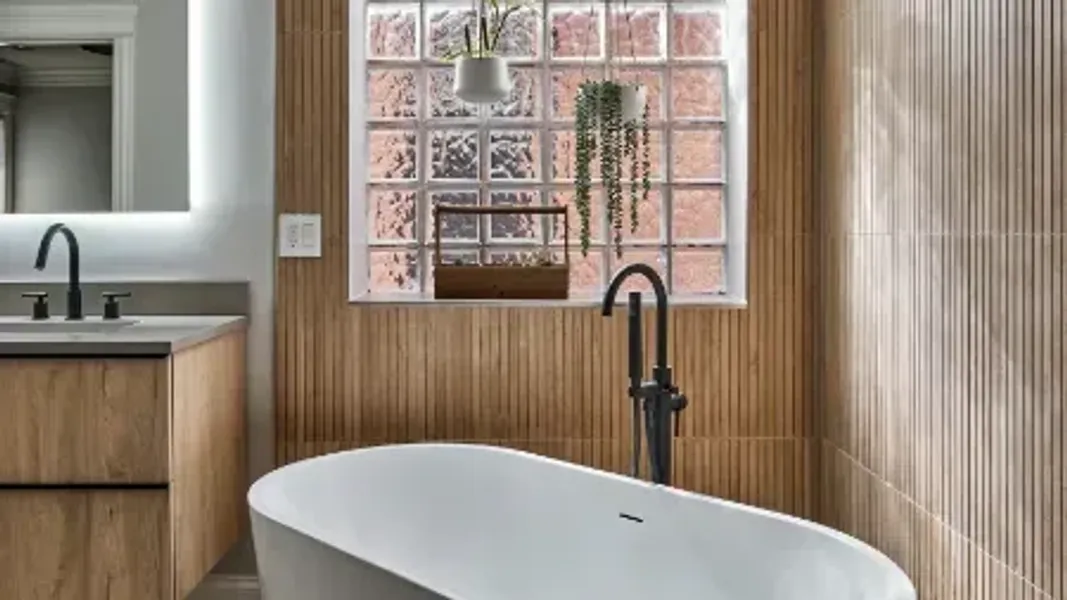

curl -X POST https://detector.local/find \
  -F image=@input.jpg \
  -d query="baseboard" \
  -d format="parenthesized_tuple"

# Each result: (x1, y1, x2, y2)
(190, 574, 261, 600)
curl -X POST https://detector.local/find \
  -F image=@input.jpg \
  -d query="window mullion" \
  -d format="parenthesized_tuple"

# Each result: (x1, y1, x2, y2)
(416, 0, 430, 292)
(600, 0, 612, 288)
(477, 97, 490, 264)
(662, 0, 675, 293)
(539, 0, 554, 250)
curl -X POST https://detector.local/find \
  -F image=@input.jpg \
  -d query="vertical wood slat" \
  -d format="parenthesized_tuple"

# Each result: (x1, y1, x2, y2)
(275, 0, 817, 515)
(819, 0, 1064, 597)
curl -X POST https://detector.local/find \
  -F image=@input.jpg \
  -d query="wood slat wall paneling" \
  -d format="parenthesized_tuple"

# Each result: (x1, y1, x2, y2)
(818, 0, 1065, 597)
(276, 0, 817, 517)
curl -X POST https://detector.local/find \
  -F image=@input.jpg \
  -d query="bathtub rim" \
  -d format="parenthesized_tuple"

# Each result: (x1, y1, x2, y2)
(249, 443, 915, 599)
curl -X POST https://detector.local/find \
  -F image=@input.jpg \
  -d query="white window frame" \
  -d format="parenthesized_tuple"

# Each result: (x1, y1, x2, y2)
(349, 0, 748, 304)
(0, 5, 137, 212)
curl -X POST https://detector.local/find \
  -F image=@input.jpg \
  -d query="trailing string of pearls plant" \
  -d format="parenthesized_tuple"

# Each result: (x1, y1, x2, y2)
(572, 0, 652, 258)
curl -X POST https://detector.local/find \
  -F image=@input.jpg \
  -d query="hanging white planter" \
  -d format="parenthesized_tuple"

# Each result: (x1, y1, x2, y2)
(453, 57, 512, 104)
(620, 84, 648, 122)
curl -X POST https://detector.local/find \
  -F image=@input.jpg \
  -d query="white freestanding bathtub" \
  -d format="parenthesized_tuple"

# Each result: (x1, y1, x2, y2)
(249, 444, 915, 600)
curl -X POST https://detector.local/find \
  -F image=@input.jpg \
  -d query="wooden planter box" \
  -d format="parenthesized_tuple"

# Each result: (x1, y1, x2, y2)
(432, 204, 570, 300)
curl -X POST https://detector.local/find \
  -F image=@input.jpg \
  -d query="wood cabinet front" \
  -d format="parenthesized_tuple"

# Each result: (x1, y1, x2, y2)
(0, 490, 171, 600)
(0, 331, 246, 599)
(0, 359, 170, 485)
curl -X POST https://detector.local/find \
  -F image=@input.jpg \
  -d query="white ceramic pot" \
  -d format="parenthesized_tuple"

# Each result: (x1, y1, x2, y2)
(620, 84, 648, 122)
(453, 57, 512, 104)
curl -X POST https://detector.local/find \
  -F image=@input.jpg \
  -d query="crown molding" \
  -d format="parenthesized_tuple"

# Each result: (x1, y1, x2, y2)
(0, 5, 137, 39)
(17, 67, 113, 88)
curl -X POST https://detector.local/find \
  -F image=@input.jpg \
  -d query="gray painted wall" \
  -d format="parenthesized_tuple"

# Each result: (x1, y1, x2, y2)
(13, 86, 113, 213)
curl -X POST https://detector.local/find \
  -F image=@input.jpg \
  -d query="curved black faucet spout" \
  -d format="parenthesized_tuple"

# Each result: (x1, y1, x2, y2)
(35, 223, 83, 320)
(601, 263, 669, 377)
(602, 263, 686, 486)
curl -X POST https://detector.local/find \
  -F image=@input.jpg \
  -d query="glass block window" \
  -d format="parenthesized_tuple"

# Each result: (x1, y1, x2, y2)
(360, 0, 748, 299)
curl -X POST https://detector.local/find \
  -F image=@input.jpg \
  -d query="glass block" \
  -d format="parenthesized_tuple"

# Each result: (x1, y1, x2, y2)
(552, 131, 597, 181)
(553, 249, 604, 296)
(551, 68, 591, 119)
(495, 7, 541, 58)
(429, 191, 479, 241)
(618, 188, 662, 243)
(671, 68, 725, 118)
(672, 248, 725, 294)
(610, 7, 663, 59)
(368, 189, 417, 240)
(552, 128, 662, 181)
(609, 249, 666, 293)
(634, 128, 664, 180)
(367, 69, 417, 119)
(368, 5, 418, 58)
(490, 130, 540, 180)
(370, 251, 419, 292)
(427, 5, 476, 59)
(672, 187, 724, 240)
(671, 7, 723, 58)
(551, 188, 604, 244)
(431, 130, 479, 179)
(490, 69, 540, 119)
(617, 70, 663, 120)
(550, 6, 603, 58)
(489, 191, 543, 241)
(429, 69, 477, 118)
(368, 130, 418, 180)
(672, 129, 723, 180)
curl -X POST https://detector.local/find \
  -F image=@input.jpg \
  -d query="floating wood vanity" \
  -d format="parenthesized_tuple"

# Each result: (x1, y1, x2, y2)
(0, 317, 247, 599)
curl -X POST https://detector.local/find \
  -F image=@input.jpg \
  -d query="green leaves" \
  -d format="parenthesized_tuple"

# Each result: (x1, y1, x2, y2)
(480, 16, 491, 56)
(445, 0, 531, 59)
(572, 80, 651, 258)
(574, 82, 598, 256)
(463, 24, 473, 56)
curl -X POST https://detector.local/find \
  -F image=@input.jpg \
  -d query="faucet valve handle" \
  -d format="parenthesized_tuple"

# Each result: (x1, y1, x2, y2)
(671, 392, 687, 436)
(102, 291, 132, 320)
(21, 292, 50, 321)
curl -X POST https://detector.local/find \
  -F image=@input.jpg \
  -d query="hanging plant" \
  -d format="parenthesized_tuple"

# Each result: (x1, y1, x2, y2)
(573, 81, 651, 258)
(570, 0, 651, 258)
(444, 0, 531, 104)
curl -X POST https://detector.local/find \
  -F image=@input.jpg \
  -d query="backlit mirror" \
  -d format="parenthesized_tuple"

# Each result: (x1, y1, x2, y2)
(0, 2, 189, 214)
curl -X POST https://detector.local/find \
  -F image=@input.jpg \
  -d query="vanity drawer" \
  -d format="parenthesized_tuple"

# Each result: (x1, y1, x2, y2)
(0, 490, 171, 600)
(0, 359, 170, 484)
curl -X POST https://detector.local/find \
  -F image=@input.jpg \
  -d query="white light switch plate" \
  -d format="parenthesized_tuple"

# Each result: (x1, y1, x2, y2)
(279, 213, 322, 258)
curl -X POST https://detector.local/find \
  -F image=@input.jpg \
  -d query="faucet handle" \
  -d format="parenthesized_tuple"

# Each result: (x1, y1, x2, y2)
(102, 291, 132, 320)
(21, 292, 50, 321)
(671, 392, 688, 436)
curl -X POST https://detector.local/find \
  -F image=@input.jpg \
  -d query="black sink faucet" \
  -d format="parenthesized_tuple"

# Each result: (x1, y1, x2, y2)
(602, 263, 687, 486)
(34, 223, 83, 320)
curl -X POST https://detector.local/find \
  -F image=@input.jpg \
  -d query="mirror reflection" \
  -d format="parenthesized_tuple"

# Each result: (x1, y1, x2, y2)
(0, 42, 114, 214)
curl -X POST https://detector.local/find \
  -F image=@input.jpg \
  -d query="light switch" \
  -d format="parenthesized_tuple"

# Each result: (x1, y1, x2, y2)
(279, 213, 322, 258)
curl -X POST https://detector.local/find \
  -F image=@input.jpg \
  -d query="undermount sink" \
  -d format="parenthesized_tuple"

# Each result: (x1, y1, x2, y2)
(0, 318, 140, 334)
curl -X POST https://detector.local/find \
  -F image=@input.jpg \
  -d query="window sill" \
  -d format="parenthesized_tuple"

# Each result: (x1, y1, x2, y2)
(350, 292, 749, 309)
